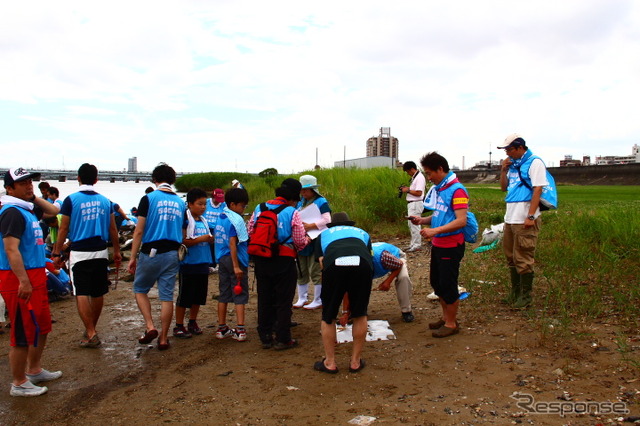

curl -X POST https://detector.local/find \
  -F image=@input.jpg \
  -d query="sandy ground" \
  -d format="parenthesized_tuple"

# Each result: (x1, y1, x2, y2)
(0, 237, 638, 425)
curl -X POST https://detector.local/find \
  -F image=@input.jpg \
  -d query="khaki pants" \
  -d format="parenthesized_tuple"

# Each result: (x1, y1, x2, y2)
(503, 218, 541, 275)
(394, 255, 413, 313)
(297, 254, 322, 286)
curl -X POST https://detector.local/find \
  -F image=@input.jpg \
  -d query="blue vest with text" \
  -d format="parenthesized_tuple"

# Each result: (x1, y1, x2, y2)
(0, 206, 46, 270)
(506, 150, 538, 203)
(66, 191, 111, 242)
(204, 200, 226, 230)
(319, 226, 370, 253)
(297, 196, 331, 256)
(142, 191, 186, 244)
(430, 182, 469, 238)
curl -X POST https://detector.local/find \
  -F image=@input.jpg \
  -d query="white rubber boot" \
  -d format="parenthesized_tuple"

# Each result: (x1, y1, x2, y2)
(293, 284, 309, 308)
(304, 284, 322, 309)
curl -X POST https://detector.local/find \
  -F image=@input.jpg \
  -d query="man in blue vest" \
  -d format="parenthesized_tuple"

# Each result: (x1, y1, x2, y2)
(409, 152, 469, 338)
(1, 168, 62, 396)
(313, 212, 373, 374)
(53, 163, 121, 348)
(128, 164, 186, 350)
(370, 242, 414, 323)
(498, 134, 548, 308)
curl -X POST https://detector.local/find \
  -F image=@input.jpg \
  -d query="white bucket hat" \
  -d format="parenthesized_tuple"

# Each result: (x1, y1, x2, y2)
(299, 175, 319, 189)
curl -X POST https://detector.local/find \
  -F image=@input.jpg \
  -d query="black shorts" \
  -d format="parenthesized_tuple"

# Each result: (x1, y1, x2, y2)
(176, 271, 209, 308)
(71, 258, 109, 297)
(321, 263, 373, 324)
(430, 244, 465, 304)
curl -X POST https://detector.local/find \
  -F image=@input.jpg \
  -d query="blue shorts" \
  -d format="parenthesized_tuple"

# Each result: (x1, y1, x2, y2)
(133, 251, 180, 302)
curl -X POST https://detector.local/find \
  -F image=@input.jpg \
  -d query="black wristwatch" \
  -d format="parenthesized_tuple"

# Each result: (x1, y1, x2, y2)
(527, 215, 535, 221)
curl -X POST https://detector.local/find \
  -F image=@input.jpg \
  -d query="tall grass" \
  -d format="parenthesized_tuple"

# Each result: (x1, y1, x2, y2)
(177, 171, 640, 327)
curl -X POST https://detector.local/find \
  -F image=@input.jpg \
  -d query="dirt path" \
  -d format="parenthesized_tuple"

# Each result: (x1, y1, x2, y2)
(1, 237, 637, 425)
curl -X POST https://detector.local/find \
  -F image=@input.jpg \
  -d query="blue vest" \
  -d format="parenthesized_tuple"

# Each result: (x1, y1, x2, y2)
(252, 201, 295, 245)
(0, 205, 46, 270)
(142, 191, 186, 244)
(297, 196, 331, 256)
(505, 150, 539, 203)
(372, 242, 401, 279)
(182, 220, 212, 266)
(66, 191, 111, 242)
(215, 213, 249, 267)
(319, 226, 370, 253)
(204, 199, 226, 230)
(430, 182, 469, 238)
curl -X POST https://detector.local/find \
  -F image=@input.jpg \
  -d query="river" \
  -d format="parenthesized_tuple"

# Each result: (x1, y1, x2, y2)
(41, 180, 186, 213)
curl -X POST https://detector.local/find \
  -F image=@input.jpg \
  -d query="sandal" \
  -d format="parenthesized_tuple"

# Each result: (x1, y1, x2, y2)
(157, 340, 171, 351)
(80, 334, 102, 348)
(349, 359, 366, 373)
(314, 359, 339, 374)
(138, 329, 159, 344)
(432, 325, 460, 338)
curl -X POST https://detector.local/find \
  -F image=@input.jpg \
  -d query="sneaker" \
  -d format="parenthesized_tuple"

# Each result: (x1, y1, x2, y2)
(209, 266, 218, 274)
(10, 381, 48, 397)
(215, 327, 233, 339)
(232, 328, 247, 342)
(173, 326, 192, 339)
(187, 322, 203, 335)
(25, 369, 63, 384)
(401, 312, 415, 323)
(273, 339, 299, 351)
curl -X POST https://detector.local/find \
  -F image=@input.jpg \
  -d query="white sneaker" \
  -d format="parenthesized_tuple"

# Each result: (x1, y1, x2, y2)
(215, 327, 234, 339)
(232, 328, 247, 342)
(427, 292, 439, 300)
(304, 299, 322, 310)
(10, 380, 48, 397)
(26, 369, 63, 384)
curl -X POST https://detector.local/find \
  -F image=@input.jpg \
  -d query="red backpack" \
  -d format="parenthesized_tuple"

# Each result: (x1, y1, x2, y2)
(248, 203, 289, 258)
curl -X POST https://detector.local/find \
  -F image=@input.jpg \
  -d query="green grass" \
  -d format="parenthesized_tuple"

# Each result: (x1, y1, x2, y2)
(177, 170, 640, 331)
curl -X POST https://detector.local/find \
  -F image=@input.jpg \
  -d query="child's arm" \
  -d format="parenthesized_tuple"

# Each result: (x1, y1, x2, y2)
(229, 236, 243, 281)
(182, 229, 214, 247)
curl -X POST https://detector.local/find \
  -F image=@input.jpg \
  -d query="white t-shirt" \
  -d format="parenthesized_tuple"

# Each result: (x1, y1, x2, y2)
(504, 158, 548, 224)
(407, 172, 426, 202)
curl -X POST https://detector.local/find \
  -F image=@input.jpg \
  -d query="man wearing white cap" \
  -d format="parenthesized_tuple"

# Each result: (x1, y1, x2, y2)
(498, 134, 548, 308)
(294, 175, 332, 310)
(0, 168, 62, 396)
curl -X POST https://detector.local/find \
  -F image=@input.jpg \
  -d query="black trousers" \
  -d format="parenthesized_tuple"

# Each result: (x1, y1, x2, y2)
(254, 256, 297, 344)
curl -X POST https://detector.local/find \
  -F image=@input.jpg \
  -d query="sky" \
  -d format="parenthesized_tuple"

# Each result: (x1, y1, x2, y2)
(1, 0, 639, 174)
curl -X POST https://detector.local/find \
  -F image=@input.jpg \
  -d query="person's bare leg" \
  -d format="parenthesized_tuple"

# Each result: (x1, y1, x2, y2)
(443, 300, 459, 329)
(175, 306, 186, 325)
(158, 301, 173, 345)
(350, 316, 367, 370)
(25, 334, 48, 375)
(91, 296, 103, 329)
(235, 304, 245, 326)
(320, 321, 338, 370)
(76, 296, 97, 338)
(135, 293, 155, 331)
(189, 305, 200, 321)
(9, 346, 28, 386)
(217, 302, 228, 325)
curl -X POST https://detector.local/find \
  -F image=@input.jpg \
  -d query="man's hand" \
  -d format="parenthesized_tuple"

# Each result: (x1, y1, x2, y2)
(377, 282, 391, 292)
(17, 279, 32, 300)
(113, 252, 122, 268)
(339, 311, 349, 327)
(234, 266, 244, 282)
(128, 258, 137, 275)
(501, 157, 512, 171)
(523, 217, 535, 229)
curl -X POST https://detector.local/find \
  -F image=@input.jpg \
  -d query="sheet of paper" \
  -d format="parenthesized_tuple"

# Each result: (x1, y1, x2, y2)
(299, 203, 323, 239)
(336, 320, 396, 343)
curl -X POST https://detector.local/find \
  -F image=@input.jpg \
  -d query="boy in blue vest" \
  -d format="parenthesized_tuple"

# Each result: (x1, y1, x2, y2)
(214, 188, 250, 341)
(408, 152, 469, 338)
(53, 163, 121, 348)
(498, 134, 548, 308)
(128, 164, 186, 350)
(173, 188, 214, 339)
(1, 168, 62, 396)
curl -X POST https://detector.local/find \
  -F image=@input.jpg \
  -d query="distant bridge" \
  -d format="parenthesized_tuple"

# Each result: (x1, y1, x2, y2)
(1, 169, 186, 183)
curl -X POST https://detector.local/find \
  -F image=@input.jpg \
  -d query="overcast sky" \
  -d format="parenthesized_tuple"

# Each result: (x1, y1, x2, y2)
(1, 0, 639, 174)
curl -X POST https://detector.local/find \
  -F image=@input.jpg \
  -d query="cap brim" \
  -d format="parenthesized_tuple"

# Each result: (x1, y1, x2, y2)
(326, 221, 355, 228)
(16, 172, 41, 182)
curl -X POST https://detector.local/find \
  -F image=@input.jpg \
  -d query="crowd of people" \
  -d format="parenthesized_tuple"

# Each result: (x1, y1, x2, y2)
(0, 133, 550, 393)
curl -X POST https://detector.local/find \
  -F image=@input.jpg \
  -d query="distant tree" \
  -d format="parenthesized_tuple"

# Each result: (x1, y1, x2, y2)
(259, 168, 278, 178)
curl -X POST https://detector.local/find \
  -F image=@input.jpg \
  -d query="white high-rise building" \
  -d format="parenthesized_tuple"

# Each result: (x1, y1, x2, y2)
(128, 157, 138, 173)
